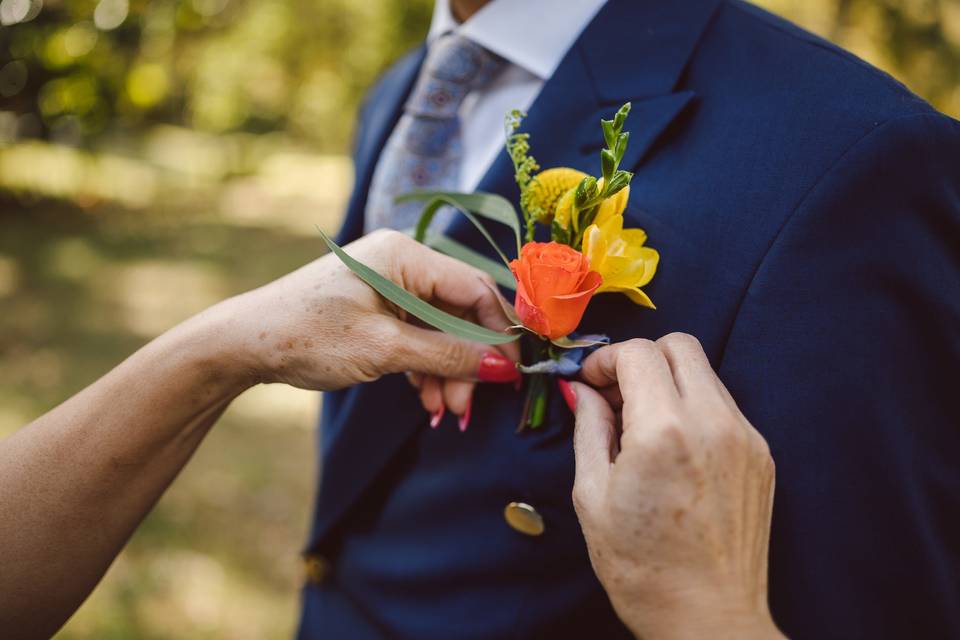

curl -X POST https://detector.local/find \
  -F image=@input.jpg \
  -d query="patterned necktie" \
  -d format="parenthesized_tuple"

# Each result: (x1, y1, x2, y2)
(364, 34, 506, 233)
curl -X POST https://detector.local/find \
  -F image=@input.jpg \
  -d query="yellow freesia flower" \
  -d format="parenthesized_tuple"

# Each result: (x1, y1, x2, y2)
(583, 213, 659, 308)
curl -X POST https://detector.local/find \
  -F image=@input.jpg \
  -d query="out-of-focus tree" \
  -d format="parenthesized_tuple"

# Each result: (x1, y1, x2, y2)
(1, 0, 958, 155)
(1, 0, 433, 150)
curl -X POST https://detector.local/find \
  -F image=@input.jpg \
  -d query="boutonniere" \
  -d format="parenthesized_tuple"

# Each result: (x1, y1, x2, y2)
(321, 103, 659, 430)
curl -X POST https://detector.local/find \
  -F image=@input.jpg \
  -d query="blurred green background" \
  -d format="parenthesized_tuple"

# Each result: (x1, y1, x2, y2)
(0, 0, 957, 637)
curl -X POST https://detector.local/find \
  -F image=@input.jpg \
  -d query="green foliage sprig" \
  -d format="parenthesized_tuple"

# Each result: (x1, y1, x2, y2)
(505, 110, 542, 243)
(570, 103, 634, 248)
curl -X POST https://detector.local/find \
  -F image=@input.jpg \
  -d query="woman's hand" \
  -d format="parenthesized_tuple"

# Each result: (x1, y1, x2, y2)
(0, 229, 520, 637)
(209, 229, 519, 402)
(569, 334, 784, 640)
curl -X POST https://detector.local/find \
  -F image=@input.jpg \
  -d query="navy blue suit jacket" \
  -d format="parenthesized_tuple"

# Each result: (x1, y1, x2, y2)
(299, 1, 960, 638)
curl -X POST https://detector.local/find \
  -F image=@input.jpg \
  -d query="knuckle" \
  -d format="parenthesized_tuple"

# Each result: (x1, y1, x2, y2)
(477, 271, 497, 290)
(752, 432, 774, 464)
(630, 415, 686, 453)
(571, 484, 591, 517)
(657, 421, 688, 450)
(714, 419, 746, 446)
(435, 340, 468, 375)
(374, 228, 404, 244)
(372, 229, 406, 257)
(658, 332, 702, 351)
(620, 338, 656, 361)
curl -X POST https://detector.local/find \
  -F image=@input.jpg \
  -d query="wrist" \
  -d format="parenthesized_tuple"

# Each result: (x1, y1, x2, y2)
(618, 595, 784, 640)
(169, 296, 263, 395)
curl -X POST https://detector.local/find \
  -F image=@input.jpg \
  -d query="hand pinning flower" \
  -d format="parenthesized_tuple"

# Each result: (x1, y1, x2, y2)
(323, 101, 659, 430)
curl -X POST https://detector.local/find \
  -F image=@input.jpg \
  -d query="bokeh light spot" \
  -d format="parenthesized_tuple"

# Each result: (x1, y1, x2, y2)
(126, 63, 170, 108)
(0, 0, 40, 26)
(94, 0, 128, 31)
(0, 60, 28, 98)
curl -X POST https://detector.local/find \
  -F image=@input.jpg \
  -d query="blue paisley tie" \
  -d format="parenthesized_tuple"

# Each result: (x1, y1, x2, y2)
(363, 34, 506, 233)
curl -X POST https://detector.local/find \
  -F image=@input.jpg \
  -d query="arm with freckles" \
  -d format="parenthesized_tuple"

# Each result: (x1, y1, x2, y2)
(0, 230, 518, 639)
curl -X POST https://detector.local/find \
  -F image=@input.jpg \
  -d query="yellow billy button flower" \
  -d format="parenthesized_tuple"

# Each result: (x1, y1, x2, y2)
(526, 167, 587, 224)
(583, 214, 659, 308)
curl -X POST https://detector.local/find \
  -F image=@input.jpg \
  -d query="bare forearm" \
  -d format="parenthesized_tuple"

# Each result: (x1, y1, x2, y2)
(0, 303, 252, 637)
(0, 232, 518, 637)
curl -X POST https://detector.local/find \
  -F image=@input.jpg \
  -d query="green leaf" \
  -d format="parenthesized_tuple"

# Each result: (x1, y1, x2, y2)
(408, 196, 512, 268)
(419, 231, 516, 290)
(551, 335, 609, 349)
(318, 228, 519, 345)
(397, 190, 522, 258)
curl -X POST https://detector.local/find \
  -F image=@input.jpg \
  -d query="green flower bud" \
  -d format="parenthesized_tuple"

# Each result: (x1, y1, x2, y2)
(605, 170, 632, 196)
(600, 149, 616, 183)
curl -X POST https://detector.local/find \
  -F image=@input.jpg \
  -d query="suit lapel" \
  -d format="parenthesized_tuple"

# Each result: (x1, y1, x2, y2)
(444, 0, 720, 252)
(311, 0, 722, 548)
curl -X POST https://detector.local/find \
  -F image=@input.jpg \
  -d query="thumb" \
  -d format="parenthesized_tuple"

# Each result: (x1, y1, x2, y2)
(570, 381, 615, 509)
(387, 320, 517, 382)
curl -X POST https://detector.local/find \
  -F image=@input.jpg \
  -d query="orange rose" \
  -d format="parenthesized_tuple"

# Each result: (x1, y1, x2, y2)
(509, 242, 602, 339)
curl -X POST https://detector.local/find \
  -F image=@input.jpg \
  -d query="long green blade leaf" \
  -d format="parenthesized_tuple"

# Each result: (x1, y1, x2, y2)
(420, 231, 516, 290)
(410, 197, 512, 268)
(318, 228, 519, 345)
(397, 190, 522, 258)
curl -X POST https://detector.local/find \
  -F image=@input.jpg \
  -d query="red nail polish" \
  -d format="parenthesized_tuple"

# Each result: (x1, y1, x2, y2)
(458, 396, 472, 432)
(429, 406, 445, 429)
(558, 379, 577, 412)
(477, 352, 521, 384)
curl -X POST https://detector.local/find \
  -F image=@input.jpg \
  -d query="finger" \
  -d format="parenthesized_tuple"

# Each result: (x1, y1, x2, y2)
(580, 340, 679, 433)
(442, 379, 474, 420)
(384, 319, 520, 383)
(655, 333, 727, 403)
(570, 381, 616, 508)
(395, 241, 520, 362)
(598, 385, 623, 412)
(406, 371, 425, 389)
(655, 334, 752, 427)
(420, 376, 443, 413)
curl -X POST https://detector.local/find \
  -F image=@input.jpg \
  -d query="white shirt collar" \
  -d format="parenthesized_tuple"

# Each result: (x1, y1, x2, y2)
(427, 0, 608, 80)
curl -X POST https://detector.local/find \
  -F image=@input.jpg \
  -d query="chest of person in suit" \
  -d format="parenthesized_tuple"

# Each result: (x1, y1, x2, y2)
(298, 1, 960, 638)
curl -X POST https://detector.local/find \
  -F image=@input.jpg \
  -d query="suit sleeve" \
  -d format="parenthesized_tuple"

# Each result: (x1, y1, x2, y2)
(718, 112, 960, 639)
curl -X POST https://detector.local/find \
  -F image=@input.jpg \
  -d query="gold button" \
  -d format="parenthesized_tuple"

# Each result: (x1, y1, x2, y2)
(304, 553, 329, 584)
(504, 501, 545, 536)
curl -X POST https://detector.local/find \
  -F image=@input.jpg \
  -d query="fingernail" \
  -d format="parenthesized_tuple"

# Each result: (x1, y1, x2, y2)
(429, 406, 445, 429)
(458, 396, 472, 432)
(477, 352, 521, 384)
(558, 379, 577, 412)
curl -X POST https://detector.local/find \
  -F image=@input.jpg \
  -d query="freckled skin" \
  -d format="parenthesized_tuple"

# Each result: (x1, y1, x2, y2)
(571, 336, 783, 640)
(0, 229, 519, 637)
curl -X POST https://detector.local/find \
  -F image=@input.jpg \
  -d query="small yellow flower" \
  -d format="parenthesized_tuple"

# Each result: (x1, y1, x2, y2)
(583, 213, 659, 308)
(592, 180, 630, 228)
(526, 167, 587, 224)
